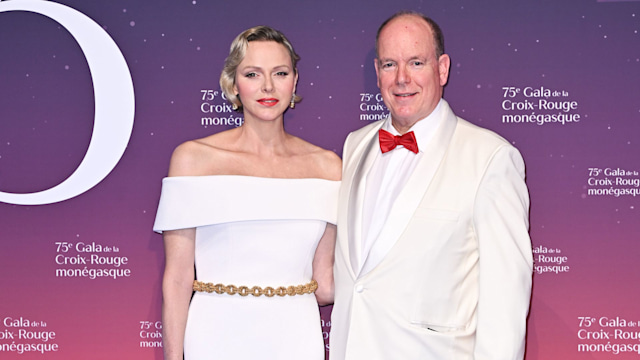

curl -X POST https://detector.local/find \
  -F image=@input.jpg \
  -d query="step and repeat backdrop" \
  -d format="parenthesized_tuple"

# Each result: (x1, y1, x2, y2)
(1, 0, 639, 359)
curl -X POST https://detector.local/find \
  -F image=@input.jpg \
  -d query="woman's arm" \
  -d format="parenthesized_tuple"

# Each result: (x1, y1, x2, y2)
(159, 138, 216, 358)
(311, 148, 341, 306)
(312, 223, 336, 306)
(162, 228, 195, 360)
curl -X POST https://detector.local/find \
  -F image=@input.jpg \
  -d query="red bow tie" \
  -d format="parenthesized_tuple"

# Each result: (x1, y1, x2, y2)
(378, 129, 419, 154)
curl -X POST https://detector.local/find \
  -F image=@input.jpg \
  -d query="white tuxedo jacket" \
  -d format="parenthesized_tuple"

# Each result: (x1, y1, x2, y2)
(330, 100, 533, 360)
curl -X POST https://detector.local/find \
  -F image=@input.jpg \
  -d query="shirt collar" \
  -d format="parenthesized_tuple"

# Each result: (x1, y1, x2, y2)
(384, 99, 444, 153)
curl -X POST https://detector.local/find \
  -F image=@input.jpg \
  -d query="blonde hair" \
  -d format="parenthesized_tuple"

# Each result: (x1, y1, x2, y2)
(220, 26, 301, 111)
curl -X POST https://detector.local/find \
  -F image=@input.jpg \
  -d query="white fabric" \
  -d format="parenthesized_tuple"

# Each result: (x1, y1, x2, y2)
(331, 100, 533, 360)
(154, 176, 339, 360)
(153, 176, 338, 231)
(360, 100, 444, 275)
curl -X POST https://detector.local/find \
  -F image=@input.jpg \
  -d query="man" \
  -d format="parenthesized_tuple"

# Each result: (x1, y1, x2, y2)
(330, 11, 533, 360)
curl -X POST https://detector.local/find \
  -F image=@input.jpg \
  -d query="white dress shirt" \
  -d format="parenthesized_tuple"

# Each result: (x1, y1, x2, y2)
(359, 99, 445, 274)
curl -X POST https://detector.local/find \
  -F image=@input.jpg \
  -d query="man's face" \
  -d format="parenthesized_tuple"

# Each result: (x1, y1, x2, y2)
(375, 15, 450, 131)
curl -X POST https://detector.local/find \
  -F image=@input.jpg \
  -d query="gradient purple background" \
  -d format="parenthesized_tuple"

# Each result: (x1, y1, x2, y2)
(1, 0, 639, 359)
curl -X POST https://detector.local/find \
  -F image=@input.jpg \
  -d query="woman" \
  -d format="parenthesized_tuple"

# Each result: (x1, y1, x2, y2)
(153, 26, 341, 360)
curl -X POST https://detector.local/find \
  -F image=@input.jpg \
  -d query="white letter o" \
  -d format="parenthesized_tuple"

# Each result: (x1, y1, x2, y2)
(0, 0, 135, 205)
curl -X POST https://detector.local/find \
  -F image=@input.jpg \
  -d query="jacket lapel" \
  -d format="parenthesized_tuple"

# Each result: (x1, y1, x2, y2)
(341, 122, 385, 277)
(360, 102, 458, 276)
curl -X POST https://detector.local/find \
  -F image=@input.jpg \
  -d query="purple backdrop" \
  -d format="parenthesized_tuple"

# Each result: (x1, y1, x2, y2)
(1, 0, 640, 358)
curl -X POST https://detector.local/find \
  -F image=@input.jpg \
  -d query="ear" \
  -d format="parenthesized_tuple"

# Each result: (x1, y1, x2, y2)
(374, 58, 381, 89)
(438, 54, 451, 86)
(294, 70, 299, 93)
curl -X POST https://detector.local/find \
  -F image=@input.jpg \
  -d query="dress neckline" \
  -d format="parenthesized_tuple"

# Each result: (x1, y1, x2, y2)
(164, 174, 340, 182)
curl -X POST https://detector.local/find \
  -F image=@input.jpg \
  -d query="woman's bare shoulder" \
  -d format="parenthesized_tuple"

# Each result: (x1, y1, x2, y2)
(291, 137, 342, 181)
(314, 148, 342, 181)
(167, 130, 239, 177)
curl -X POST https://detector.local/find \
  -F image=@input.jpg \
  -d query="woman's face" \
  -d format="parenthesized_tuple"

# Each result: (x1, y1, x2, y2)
(234, 41, 297, 123)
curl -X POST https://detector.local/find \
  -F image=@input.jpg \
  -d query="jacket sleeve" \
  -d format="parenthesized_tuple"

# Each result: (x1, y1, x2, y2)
(472, 144, 533, 360)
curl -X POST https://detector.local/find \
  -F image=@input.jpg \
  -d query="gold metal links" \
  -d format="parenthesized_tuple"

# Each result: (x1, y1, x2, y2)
(193, 280, 318, 297)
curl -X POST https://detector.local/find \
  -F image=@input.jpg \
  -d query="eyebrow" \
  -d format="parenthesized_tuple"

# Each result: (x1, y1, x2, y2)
(379, 55, 427, 63)
(239, 64, 292, 72)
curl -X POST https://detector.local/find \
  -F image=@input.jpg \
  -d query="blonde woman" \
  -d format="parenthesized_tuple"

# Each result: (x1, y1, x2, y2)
(154, 26, 340, 360)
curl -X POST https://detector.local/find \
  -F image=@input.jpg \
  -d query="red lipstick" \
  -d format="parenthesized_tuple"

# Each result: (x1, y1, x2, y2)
(257, 98, 279, 107)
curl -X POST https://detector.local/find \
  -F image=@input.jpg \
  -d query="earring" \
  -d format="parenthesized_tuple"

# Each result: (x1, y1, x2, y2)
(232, 103, 238, 110)
(289, 94, 296, 109)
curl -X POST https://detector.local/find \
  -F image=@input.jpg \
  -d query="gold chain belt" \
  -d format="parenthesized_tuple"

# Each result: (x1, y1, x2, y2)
(193, 279, 318, 297)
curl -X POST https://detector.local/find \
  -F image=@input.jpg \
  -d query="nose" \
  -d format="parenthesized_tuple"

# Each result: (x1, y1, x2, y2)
(395, 64, 410, 85)
(262, 75, 274, 93)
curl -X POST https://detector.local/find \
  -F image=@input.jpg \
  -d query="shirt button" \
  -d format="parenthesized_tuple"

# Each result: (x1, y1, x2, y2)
(355, 285, 364, 293)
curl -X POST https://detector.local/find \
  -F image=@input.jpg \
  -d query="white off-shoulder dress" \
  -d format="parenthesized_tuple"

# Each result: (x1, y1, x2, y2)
(154, 175, 339, 360)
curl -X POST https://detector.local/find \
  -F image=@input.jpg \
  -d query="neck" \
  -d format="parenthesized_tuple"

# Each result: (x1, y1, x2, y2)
(391, 99, 442, 134)
(237, 116, 288, 154)
(391, 119, 419, 135)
